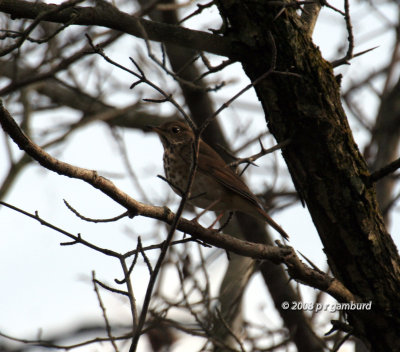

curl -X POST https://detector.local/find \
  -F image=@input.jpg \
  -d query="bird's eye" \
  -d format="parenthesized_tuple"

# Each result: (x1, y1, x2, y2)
(171, 126, 181, 134)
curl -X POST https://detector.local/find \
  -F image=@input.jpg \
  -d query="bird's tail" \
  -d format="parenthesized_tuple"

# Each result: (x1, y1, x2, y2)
(254, 207, 290, 241)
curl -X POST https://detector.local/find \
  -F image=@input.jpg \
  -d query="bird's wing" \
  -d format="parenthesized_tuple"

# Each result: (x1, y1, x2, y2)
(197, 140, 261, 208)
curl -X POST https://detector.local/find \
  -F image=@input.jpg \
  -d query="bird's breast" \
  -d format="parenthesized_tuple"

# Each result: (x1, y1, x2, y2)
(163, 150, 225, 210)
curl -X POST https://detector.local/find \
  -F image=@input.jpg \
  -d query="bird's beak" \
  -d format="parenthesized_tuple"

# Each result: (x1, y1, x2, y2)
(147, 125, 163, 136)
(146, 125, 155, 131)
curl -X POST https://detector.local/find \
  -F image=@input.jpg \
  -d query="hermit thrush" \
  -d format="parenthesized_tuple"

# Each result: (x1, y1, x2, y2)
(151, 121, 289, 240)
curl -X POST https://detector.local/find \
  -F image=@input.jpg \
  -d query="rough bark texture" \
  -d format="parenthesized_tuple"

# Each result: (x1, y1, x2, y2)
(215, 0, 400, 349)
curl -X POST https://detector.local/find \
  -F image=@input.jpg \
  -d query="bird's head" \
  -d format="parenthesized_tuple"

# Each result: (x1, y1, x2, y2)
(151, 121, 194, 147)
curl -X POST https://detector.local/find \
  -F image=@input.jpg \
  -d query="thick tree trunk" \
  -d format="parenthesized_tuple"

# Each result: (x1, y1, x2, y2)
(215, 0, 400, 349)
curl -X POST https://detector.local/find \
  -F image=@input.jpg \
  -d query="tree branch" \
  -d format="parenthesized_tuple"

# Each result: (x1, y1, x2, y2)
(0, 99, 355, 306)
(369, 157, 400, 184)
(0, 0, 233, 57)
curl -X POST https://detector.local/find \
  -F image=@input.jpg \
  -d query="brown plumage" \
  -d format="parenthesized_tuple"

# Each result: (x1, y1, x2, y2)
(151, 120, 289, 240)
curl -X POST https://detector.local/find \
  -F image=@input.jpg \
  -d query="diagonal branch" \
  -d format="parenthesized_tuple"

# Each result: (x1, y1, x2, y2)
(369, 157, 400, 184)
(0, 100, 356, 306)
(0, 0, 84, 57)
(0, 0, 233, 58)
(92, 271, 120, 352)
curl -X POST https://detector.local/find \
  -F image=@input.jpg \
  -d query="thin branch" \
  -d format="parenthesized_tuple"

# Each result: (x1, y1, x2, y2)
(92, 271, 120, 352)
(326, 320, 353, 335)
(199, 31, 278, 135)
(322, 0, 345, 16)
(117, 242, 141, 285)
(369, 156, 400, 184)
(179, 1, 215, 24)
(271, 1, 316, 22)
(0, 102, 357, 308)
(133, 18, 213, 92)
(0, 330, 132, 350)
(128, 124, 202, 352)
(195, 56, 235, 82)
(137, 236, 154, 275)
(332, 46, 378, 68)
(200, 65, 273, 136)
(123, 238, 207, 259)
(84, 34, 195, 130)
(331, 332, 351, 352)
(0, 200, 121, 257)
(0, 0, 233, 57)
(157, 174, 185, 195)
(228, 138, 291, 169)
(298, 251, 325, 274)
(119, 257, 139, 330)
(111, 128, 151, 203)
(216, 308, 246, 352)
(94, 278, 129, 297)
(330, 0, 354, 67)
(0, 0, 84, 57)
(64, 199, 130, 223)
(0, 30, 124, 96)
(0, 43, 90, 96)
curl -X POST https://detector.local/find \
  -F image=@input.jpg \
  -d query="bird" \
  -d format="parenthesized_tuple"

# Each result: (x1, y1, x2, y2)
(150, 120, 289, 240)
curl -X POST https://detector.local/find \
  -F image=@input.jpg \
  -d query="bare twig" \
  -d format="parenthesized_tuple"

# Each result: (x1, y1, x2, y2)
(323, 0, 345, 16)
(92, 271, 120, 352)
(332, 46, 378, 68)
(134, 18, 214, 92)
(94, 278, 129, 297)
(137, 236, 154, 275)
(0, 200, 121, 256)
(199, 31, 278, 135)
(369, 156, 400, 184)
(331, 0, 354, 67)
(228, 138, 291, 169)
(0, 0, 233, 57)
(110, 128, 151, 203)
(119, 257, 139, 330)
(0, 0, 84, 57)
(195, 55, 235, 82)
(0, 329, 132, 350)
(123, 238, 208, 259)
(179, 1, 215, 24)
(117, 242, 141, 285)
(298, 251, 325, 274)
(217, 212, 234, 232)
(64, 199, 130, 223)
(128, 129, 202, 352)
(216, 308, 246, 352)
(85, 34, 195, 130)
